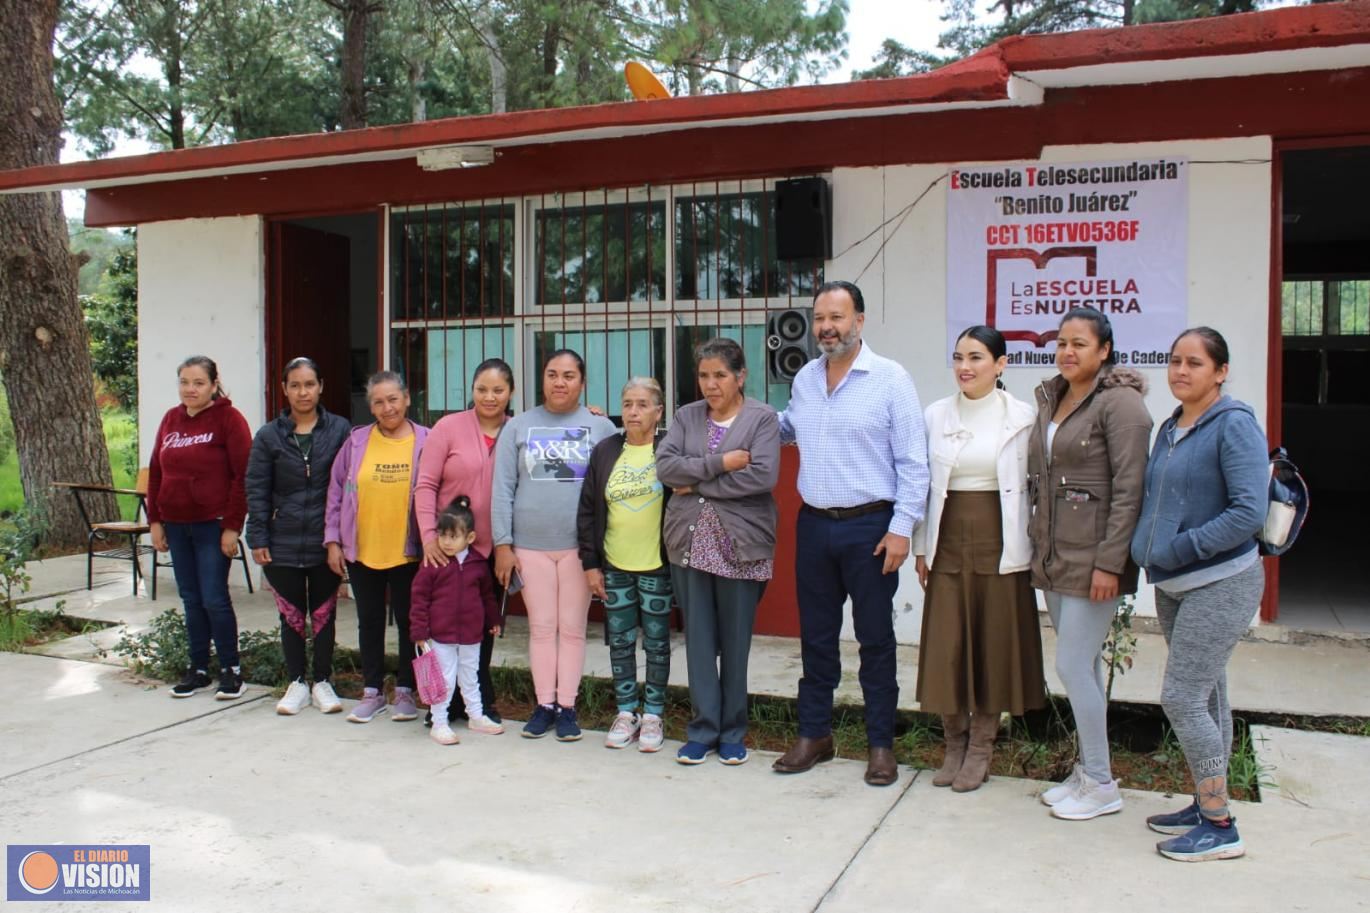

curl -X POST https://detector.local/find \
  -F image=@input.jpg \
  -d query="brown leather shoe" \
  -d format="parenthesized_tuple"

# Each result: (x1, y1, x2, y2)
(865, 747, 898, 786)
(772, 735, 835, 773)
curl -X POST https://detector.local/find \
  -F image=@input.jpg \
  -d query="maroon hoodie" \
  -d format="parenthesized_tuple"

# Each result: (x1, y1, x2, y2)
(147, 397, 252, 531)
(409, 549, 500, 645)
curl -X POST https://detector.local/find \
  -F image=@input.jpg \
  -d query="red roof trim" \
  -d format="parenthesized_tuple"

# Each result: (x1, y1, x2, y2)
(0, 54, 1008, 194)
(1, 1, 1365, 195)
(998, 0, 1370, 71)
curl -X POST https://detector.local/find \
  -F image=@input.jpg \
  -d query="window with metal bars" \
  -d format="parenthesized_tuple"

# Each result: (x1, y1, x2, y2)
(387, 180, 824, 426)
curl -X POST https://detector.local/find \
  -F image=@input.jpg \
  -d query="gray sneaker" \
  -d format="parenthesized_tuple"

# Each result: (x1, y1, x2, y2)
(347, 688, 387, 723)
(391, 687, 418, 721)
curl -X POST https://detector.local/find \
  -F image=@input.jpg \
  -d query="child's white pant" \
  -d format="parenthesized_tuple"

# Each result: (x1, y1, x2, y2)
(429, 642, 483, 723)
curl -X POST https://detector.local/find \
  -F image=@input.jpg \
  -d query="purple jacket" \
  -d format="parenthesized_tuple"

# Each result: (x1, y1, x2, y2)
(324, 421, 430, 563)
(409, 549, 499, 645)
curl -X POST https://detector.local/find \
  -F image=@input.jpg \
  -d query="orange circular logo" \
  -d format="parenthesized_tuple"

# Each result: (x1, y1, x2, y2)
(18, 851, 59, 894)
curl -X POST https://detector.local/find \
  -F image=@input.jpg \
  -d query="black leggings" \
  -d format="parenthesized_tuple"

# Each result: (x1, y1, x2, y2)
(346, 560, 419, 691)
(264, 564, 341, 683)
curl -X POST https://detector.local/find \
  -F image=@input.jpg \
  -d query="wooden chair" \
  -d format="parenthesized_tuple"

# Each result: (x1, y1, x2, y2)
(54, 472, 155, 597)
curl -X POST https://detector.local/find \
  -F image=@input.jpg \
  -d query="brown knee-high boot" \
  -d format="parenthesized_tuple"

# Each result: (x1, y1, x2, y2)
(931, 713, 971, 787)
(952, 713, 1000, 792)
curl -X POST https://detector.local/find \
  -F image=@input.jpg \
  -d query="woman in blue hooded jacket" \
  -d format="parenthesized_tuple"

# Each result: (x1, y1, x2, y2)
(1130, 326, 1268, 864)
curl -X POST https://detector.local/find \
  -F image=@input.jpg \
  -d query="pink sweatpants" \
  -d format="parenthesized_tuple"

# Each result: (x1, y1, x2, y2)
(515, 547, 591, 707)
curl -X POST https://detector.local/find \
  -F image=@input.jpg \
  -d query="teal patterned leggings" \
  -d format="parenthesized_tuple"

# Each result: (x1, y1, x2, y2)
(603, 568, 673, 715)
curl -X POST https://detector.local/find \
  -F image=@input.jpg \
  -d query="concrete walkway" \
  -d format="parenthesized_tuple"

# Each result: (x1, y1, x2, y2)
(22, 553, 1370, 718)
(4, 650, 1369, 913)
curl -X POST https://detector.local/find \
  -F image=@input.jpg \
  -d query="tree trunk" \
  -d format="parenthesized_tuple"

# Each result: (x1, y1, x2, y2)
(338, 0, 373, 129)
(408, 57, 426, 122)
(0, 0, 116, 548)
(479, 14, 506, 114)
(164, 4, 187, 149)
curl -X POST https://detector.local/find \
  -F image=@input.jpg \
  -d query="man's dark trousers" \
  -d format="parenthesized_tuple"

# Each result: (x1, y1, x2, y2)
(794, 504, 900, 749)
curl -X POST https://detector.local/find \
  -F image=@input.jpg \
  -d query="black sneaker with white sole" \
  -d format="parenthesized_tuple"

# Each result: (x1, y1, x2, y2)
(215, 669, 246, 700)
(171, 669, 212, 698)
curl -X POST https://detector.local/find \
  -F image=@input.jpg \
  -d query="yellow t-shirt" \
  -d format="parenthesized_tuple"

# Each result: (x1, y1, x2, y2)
(356, 426, 415, 569)
(603, 442, 665, 572)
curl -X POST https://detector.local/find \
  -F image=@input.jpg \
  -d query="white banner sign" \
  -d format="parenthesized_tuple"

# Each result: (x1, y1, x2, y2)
(945, 157, 1188, 367)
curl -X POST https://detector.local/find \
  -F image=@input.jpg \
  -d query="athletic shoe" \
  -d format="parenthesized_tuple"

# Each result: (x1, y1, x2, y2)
(1157, 817, 1245, 862)
(348, 688, 388, 723)
(605, 711, 641, 749)
(276, 680, 310, 715)
(1050, 777, 1124, 820)
(1040, 763, 1086, 806)
(522, 704, 556, 739)
(431, 724, 460, 745)
(170, 669, 212, 698)
(676, 741, 713, 765)
(638, 714, 665, 753)
(484, 706, 503, 724)
(311, 681, 343, 714)
(1147, 799, 1203, 835)
(718, 742, 749, 765)
(468, 714, 504, 735)
(391, 687, 418, 721)
(555, 705, 583, 742)
(215, 668, 246, 700)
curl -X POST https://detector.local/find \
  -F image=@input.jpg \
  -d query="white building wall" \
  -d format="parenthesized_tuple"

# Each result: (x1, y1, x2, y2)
(830, 136, 1273, 643)
(137, 216, 266, 464)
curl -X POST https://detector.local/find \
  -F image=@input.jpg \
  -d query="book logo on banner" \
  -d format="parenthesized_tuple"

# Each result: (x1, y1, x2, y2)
(946, 158, 1187, 367)
(7, 845, 150, 902)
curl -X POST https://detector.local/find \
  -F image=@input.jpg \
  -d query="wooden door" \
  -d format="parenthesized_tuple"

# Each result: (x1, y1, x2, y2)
(266, 222, 352, 419)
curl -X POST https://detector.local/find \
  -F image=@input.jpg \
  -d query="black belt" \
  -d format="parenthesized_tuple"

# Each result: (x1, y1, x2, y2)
(801, 500, 893, 521)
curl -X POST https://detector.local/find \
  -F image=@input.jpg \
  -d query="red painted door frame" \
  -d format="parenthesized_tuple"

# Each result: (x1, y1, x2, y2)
(1265, 133, 1370, 622)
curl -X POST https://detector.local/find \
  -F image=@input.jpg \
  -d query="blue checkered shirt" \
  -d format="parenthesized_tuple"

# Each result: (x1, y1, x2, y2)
(778, 342, 929, 538)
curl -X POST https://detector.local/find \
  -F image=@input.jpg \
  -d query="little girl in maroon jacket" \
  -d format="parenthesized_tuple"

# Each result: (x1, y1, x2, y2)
(410, 496, 504, 744)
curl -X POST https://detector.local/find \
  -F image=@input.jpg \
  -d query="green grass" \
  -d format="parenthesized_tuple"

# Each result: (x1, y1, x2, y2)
(0, 410, 139, 520)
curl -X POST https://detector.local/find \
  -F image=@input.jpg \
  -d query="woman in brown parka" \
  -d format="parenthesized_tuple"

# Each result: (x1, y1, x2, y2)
(1028, 307, 1153, 822)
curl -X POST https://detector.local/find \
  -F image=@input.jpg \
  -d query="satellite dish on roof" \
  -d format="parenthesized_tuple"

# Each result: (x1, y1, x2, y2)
(625, 62, 671, 101)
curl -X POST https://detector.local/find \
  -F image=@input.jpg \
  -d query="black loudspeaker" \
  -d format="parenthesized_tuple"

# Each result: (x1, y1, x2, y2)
(767, 308, 816, 384)
(774, 177, 832, 262)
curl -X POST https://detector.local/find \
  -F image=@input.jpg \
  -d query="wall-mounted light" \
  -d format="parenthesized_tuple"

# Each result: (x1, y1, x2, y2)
(416, 145, 496, 171)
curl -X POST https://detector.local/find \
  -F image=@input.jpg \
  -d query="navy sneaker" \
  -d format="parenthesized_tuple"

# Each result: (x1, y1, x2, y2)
(555, 705, 583, 742)
(1147, 799, 1202, 835)
(676, 741, 713, 765)
(718, 742, 749, 765)
(522, 704, 556, 739)
(1156, 817, 1245, 862)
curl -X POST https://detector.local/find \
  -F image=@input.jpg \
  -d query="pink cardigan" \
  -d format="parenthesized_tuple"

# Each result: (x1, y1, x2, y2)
(413, 409, 502, 555)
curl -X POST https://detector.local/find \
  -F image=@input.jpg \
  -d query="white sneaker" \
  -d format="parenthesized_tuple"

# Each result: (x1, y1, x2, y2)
(1050, 776, 1123, 820)
(638, 713, 664, 753)
(431, 724, 460, 745)
(605, 711, 641, 749)
(276, 680, 310, 715)
(311, 681, 343, 714)
(468, 714, 505, 735)
(1041, 763, 1086, 806)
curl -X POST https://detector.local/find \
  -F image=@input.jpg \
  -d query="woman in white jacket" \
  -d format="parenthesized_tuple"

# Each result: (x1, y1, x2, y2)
(914, 325, 1047, 792)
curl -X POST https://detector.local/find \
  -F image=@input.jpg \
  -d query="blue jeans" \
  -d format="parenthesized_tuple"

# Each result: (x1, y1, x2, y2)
(164, 520, 239, 671)
(795, 505, 900, 748)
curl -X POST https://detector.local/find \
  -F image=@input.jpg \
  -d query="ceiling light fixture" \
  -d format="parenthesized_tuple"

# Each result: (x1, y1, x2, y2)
(416, 146, 496, 171)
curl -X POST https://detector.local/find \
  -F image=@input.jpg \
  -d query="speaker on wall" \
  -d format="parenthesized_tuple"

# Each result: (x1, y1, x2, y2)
(774, 177, 832, 262)
(767, 308, 816, 384)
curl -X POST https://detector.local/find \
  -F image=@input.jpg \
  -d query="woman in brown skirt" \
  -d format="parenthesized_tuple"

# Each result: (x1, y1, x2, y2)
(914, 325, 1046, 792)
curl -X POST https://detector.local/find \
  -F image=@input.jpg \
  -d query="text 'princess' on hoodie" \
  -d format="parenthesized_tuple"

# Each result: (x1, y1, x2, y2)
(146, 397, 253, 531)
